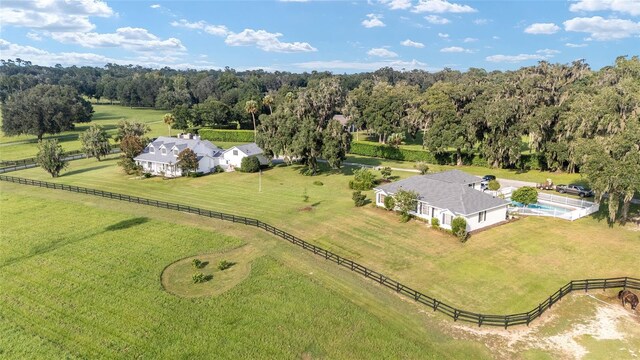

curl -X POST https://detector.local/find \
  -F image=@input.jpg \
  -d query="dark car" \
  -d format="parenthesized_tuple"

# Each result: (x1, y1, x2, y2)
(555, 184, 594, 198)
(482, 175, 496, 182)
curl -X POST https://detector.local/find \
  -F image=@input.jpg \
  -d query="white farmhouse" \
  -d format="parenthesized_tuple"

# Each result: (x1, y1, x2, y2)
(374, 170, 508, 232)
(220, 143, 269, 171)
(134, 134, 223, 177)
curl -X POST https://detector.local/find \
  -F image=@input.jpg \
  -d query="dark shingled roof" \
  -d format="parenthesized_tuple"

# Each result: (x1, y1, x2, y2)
(375, 170, 508, 215)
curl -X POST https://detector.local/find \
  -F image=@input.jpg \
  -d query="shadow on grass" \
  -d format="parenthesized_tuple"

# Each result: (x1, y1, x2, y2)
(63, 164, 111, 177)
(105, 217, 149, 231)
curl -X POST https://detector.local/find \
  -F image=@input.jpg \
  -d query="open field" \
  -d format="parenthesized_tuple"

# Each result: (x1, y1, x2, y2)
(8, 156, 640, 315)
(0, 182, 491, 359)
(2, 175, 640, 359)
(0, 105, 169, 160)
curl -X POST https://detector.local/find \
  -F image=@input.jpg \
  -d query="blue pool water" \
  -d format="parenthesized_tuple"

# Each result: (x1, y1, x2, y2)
(510, 201, 572, 214)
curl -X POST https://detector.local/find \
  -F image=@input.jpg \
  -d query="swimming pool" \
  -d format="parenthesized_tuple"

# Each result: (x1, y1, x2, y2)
(510, 200, 573, 214)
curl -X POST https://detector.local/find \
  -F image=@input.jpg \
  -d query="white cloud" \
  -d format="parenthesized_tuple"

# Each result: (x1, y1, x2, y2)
(413, 0, 477, 13)
(171, 19, 230, 37)
(438, 32, 449, 38)
(49, 27, 186, 53)
(524, 23, 561, 35)
(566, 42, 588, 47)
(440, 46, 472, 53)
(225, 29, 317, 53)
(0, 0, 113, 32)
(401, 39, 425, 48)
(486, 53, 547, 63)
(367, 47, 399, 57)
(473, 18, 491, 25)
(492, 35, 500, 40)
(463, 37, 478, 42)
(536, 48, 560, 55)
(293, 59, 438, 72)
(362, 14, 385, 28)
(425, 15, 451, 24)
(569, 0, 640, 16)
(26, 32, 42, 41)
(564, 16, 640, 40)
(379, 0, 412, 10)
(150, 4, 161, 9)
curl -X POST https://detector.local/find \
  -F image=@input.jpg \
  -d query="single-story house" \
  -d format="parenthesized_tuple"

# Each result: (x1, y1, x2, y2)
(374, 170, 509, 232)
(134, 134, 267, 177)
(332, 114, 356, 132)
(219, 143, 269, 171)
(134, 134, 222, 177)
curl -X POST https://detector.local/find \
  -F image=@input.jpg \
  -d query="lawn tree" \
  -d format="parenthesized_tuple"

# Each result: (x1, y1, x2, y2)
(240, 156, 261, 173)
(380, 167, 392, 181)
(511, 187, 538, 207)
(245, 99, 259, 140)
(321, 119, 351, 169)
(171, 104, 193, 131)
(192, 98, 232, 127)
(115, 120, 151, 142)
(349, 168, 377, 191)
(163, 113, 175, 136)
(36, 139, 68, 177)
(256, 111, 297, 164)
(80, 125, 111, 161)
(177, 148, 199, 176)
(414, 161, 429, 175)
(393, 189, 418, 222)
(118, 135, 145, 175)
(1, 84, 93, 140)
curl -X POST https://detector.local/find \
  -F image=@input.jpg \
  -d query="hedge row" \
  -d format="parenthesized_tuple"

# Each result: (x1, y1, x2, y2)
(349, 141, 545, 170)
(198, 129, 255, 143)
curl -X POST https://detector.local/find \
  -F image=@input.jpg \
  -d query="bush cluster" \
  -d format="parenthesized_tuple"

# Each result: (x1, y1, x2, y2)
(313, 180, 324, 186)
(198, 129, 255, 143)
(451, 217, 468, 242)
(192, 273, 207, 283)
(383, 196, 395, 210)
(192, 259, 203, 268)
(240, 156, 261, 173)
(352, 191, 367, 207)
(348, 168, 376, 191)
(218, 260, 235, 271)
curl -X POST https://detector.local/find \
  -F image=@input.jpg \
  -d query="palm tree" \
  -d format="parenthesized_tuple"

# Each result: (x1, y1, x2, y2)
(163, 113, 175, 136)
(245, 100, 259, 140)
(262, 94, 274, 115)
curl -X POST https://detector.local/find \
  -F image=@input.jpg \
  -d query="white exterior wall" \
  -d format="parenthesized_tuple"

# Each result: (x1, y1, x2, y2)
(221, 150, 268, 170)
(463, 205, 508, 231)
(138, 161, 182, 177)
(375, 190, 507, 231)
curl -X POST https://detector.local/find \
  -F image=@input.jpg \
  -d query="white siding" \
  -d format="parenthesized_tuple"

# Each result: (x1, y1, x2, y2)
(221, 149, 268, 170)
(464, 206, 508, 231)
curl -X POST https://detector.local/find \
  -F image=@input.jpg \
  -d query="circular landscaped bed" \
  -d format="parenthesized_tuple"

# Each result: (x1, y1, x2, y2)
(161, 245, 258, 298)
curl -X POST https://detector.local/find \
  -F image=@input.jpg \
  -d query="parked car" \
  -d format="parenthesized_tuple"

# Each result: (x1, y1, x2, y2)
(480, 175, 496, 190)
(555, 184, 594, 198)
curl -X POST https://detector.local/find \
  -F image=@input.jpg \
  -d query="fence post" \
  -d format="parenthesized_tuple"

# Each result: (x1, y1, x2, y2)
(585, 279, 589, 293)
(623, 277, 628, 290)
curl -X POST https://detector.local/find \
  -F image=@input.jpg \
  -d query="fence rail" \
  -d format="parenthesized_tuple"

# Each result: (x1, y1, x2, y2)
(0, 149, 121, 173)
(1, 174, 638, 328)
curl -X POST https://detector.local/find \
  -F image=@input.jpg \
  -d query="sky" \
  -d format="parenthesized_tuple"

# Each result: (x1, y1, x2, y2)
(0, 0, 638, 73)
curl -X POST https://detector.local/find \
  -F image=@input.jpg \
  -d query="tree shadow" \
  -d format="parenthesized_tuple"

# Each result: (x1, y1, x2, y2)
(105, 217, 149, 231)
(63, 164, 111, 177)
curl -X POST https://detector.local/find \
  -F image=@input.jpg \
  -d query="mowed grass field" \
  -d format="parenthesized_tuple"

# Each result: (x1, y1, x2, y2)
(0, 182, 493, 359)
(0, 105, 169, 160)
(9, 156, 640, 316)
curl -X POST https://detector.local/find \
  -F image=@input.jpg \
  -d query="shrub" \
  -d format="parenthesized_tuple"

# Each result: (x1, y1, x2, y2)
(394, 189, 418, 223)
(192, 273, 207, 283)
(431, 217, 440, 228)
(240, 156, 261, 173)
(512, 186, 538, 206)
(349, 168, 376, 190)
(192, 259, 203, 268)
(117, 157, 142, 176)
(379, 167, 392, 180)
(218, 260, 235, 271)
(387, 133, 405, 148)
(451, 217, 468, 242)
(383, 196, 395, 210)
(352, 191, 367, 207)
(313, 181, 324, 186)
(198, 129, 254, 143)
(487, 179, 501, 191)
(143, 172, 152, 178)
(414, 161, 429, 175)
(213, 165, 224, 173)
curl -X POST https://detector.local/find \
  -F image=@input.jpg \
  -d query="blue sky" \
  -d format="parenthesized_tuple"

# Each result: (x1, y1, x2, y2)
(0, 0, 638, 73)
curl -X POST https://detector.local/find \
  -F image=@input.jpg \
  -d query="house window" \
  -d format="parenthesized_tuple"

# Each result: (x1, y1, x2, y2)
(233, 150, 238, 156)
(161, 148, 167, 155)
(378, 193, 386, 204)
(478, 211, 487, 222)
(442, 214, 453, 226)
(173, 149, 178, 156)
(149, 146, 154, 154)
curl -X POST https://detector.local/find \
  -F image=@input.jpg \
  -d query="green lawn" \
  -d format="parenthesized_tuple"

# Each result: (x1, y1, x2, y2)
(0, 182, 490, 359)
(0, 105, 169, 160)
(8, 157, 640, 316)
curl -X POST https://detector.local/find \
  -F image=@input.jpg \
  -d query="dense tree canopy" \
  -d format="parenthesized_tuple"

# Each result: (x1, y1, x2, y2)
(1, 84, 93, 140)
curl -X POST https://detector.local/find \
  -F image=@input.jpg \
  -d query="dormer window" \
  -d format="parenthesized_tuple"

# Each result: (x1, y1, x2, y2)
(173, 148, 178, 156)
(161, 148, 167, 155)
(233, 150, 238, 156)
(149, 145, 155, 154)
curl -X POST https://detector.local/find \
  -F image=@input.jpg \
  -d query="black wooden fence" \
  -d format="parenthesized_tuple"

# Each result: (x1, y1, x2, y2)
(0, 149, 121, 173)
(1, 174, 638, 328)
